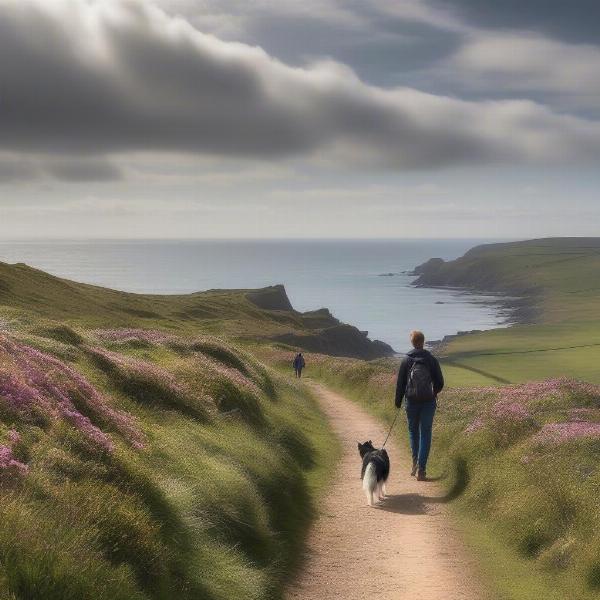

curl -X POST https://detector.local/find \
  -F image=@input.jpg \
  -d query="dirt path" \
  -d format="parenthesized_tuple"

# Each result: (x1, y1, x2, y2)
(287, 381, 489, 600)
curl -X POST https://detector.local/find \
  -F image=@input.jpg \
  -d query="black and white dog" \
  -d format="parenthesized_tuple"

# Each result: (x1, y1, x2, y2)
(358, 440, 390, 506)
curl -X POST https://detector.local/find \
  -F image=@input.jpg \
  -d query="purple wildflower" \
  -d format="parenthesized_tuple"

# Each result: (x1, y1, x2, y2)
(532, 421, 600, 445)
(93, 328, 174, 344)
(7, 430, 21, 445)
(465, 416, 485, 433)
(491, 400, 531, 421)
(0, 335, 145, 451)
(0, 445, 28, 475)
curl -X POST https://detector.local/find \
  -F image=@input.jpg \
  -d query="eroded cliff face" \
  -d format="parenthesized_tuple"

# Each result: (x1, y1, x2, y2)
(246, 285, 294, 311)
(273, 324, 395, 360)
(246, 285, 394, 359)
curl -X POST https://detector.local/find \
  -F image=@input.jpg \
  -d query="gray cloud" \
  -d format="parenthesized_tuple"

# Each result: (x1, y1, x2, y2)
(0, 154, 121, 184)
(155, 0, 600, 106)
(45, 159, 123, 183)
(2, 0, 600, 171)
(0, 157, 40, 183)
(433, 0, 600, 45)
(156, 0, 464, 86)
(447, 33, 600, 110)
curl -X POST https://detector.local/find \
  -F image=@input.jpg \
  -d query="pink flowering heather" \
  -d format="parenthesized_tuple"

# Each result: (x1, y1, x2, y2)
(497, 378, 600, 406)
(491, 400, 531, 421)
(464, 416, 485, 434)
(456, 377, 600, 436)
(0, 445, 28, 475)
(569, 408, 598, 422)
(532, 421, 600, 445)
(7, 429, 21, 445)
(451, 378, 600, 408)
(0, 335, 145, 451)
(463, 397, 531, 436)
(0, 371, 52, 415)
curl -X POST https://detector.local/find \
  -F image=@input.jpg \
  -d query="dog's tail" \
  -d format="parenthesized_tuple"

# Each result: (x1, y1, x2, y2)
(362, 462, 377, 506)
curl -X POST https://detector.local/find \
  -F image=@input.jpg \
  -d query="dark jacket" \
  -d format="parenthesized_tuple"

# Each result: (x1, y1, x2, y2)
(394, 348, 444, 408)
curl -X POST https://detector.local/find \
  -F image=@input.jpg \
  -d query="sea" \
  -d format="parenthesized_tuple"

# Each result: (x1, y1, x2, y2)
(0, 239, 510, 352)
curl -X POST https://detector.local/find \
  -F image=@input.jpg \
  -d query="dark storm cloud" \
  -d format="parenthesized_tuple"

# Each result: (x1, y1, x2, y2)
(435, 0, 600, 44)
(2, 0, 600, 170)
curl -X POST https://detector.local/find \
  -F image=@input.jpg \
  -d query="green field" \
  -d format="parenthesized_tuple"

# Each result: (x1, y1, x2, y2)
(415, 238, 600, 386)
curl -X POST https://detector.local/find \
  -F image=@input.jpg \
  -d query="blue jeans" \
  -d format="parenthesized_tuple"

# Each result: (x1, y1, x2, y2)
(405, 399, 437, 470)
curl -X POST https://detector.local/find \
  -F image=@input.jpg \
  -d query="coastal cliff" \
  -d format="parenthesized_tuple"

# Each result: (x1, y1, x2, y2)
(0, 262, 393, 359)
(410, 238, 600, 324)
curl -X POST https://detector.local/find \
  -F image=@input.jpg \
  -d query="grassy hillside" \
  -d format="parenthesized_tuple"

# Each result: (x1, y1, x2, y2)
(0, 327, 339, 600)
(413, 238, 600, 385)
(0, 260, 361, 599)
(0, 261, 392, 359)
(0, 329, 335, 600)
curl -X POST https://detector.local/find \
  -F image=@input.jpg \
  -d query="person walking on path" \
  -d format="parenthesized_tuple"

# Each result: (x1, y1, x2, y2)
(293, 352, 306, 378)
(395, 330, 444, 481)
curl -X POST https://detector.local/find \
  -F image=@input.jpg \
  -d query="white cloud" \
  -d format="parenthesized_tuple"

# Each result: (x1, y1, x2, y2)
(449, 33, 600, 105)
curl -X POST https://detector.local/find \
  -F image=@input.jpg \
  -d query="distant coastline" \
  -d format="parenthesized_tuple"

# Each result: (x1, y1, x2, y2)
(406, 238, 600, 351)
(0, 239, 509, 352)
(408, 245, 536, 350)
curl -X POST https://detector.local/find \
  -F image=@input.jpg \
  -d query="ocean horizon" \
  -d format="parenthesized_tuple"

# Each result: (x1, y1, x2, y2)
(0, 238, 512, 352)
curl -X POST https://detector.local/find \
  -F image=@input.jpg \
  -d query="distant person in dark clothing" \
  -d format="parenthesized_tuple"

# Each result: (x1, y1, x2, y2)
(395, 330, 444, 481)
(293, 353, 306, 378)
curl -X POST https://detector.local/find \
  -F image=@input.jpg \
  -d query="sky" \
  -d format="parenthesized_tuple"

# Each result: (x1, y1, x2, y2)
(0, 0, 599, 239)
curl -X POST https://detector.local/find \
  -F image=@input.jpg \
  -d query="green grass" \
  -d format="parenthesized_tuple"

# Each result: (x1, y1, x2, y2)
(0, 262, 320, 340)
(0, 328, 335, 600)
(457, 516, 570, 600)
(440, 320, 600, 385)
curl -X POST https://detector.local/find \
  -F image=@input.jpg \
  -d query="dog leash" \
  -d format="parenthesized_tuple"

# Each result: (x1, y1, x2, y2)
(381, 408, 400, 449)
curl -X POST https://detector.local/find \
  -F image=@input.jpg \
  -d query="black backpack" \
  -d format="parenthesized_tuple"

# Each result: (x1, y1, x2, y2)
(405, 358, 435, 402)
